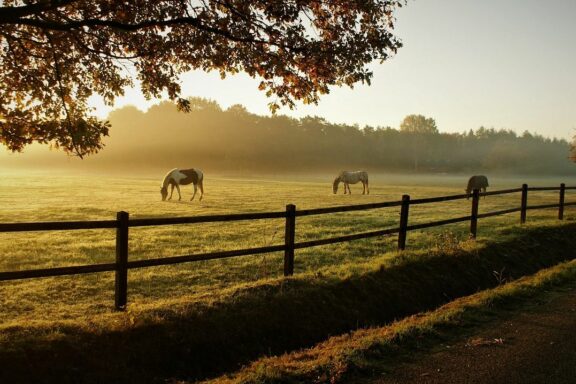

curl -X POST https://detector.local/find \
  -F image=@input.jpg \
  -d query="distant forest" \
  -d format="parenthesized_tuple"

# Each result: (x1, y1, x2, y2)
(5, 97, 575, 175)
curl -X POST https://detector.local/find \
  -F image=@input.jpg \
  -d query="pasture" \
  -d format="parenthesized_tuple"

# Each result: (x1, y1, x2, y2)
(1, 170, 575, 330)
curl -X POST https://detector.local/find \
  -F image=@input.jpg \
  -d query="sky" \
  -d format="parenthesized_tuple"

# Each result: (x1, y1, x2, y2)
(89, 0, 576, 141)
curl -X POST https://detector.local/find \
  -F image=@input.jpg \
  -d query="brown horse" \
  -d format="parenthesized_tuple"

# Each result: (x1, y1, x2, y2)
(465, 175, 488, 199)
(160, 168, 204, 201)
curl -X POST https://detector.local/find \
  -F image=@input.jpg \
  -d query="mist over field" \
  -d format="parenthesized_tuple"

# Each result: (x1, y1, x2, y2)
(1, 98, 574, 177)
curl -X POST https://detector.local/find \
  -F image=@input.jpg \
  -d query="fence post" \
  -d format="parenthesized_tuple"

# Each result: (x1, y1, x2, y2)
(398, 195, 410, 251)
(470, 188, 480, 238)
(115, 211, 129, 310)
(559, 183, 566, 220)
(520, 184, 528, 224)
(284, 204, 296, 276)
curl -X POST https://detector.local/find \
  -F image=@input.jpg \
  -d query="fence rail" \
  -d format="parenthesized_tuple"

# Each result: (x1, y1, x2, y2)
(0, 220, 117, 232)
(1, 183, 574, 309)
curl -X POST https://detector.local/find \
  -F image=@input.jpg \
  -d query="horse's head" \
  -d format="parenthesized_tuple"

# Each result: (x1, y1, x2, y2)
(332, 177, 340, 194)
(160, 186, 168, 201)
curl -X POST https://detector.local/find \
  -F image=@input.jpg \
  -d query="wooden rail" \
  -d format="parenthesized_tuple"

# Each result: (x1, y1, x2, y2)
(1, 183, 574, 309)
(0, 220, 117, 232)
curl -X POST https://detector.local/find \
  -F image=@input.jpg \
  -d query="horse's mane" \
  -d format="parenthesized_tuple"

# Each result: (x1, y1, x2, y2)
(161, 168, 178, 188)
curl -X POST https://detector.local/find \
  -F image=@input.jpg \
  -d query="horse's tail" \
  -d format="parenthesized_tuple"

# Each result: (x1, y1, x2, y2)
(197, 170, 204, 192)
(363, 171, 369, 194)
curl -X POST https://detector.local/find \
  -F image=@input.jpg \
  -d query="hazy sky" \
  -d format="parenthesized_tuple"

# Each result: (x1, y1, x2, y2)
(90, 0, 576, 140)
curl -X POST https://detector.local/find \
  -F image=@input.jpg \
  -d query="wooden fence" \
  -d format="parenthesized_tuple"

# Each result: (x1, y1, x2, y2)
(1, 183, 575, 309)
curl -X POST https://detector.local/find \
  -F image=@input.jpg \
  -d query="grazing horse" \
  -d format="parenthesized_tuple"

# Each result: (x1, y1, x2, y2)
(333, 171, 369, 195)
(160, 168, 204, 201)
(465, 175, 489, 199)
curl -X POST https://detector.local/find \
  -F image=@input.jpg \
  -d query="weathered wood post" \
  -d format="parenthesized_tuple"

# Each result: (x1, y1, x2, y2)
(115, 211, 129, 310)
(470, 188, 480, 238)
(559, 183, 566, 220)
(520, 184, 528, 224)
(284, 204, 296, 276)
(398, 195, 410, 251)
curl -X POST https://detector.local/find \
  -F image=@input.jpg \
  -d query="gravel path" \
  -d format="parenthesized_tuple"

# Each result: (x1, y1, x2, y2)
(368, 283, 576, 384)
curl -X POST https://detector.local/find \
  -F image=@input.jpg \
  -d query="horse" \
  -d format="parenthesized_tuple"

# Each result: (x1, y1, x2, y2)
(160, 168, 204, 201)
(333, 171, 369, 195)
(465, 175, 489, 199)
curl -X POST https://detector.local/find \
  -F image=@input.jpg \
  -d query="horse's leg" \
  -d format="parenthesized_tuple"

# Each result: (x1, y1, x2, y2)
(169, 184, 174, 200)
(362, 181, 366, 195)
(190, 183, 197, 201)
(346, 183, 351, 194)
(343, 183, 347, 194)
(175, 184, 182, 201)
(198, 180, 204, 201)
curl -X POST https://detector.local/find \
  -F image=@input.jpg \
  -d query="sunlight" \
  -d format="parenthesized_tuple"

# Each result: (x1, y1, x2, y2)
(88, 87, 153, 119)
(88, 70, 272, 120)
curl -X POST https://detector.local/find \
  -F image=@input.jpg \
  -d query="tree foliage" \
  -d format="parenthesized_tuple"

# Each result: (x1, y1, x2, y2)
(0, 0, 405, 156)
(399, 114, 438, 134)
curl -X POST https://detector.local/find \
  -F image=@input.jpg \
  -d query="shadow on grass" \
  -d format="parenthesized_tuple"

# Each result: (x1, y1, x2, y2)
(1, 224, 575, 384)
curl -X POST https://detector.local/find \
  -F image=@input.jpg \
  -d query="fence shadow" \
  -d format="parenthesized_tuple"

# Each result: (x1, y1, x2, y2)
(1, 223, 575, 384)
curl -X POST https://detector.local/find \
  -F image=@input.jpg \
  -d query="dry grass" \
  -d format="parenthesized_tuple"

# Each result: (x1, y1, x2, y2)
(1, 171, 574, 328)
(0, 168, 575, 383)
(200, 259, 576, 384)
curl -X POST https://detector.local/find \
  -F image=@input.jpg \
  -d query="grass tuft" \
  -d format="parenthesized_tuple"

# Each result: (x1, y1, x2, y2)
(205, 259, 576, 384)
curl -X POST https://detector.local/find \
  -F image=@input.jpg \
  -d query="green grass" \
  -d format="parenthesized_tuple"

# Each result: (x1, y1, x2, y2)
(1, 171, 575, 327)
(1, 220, 575, 383)
(200, 259, 576, 384)
(0, 169, 575, 383)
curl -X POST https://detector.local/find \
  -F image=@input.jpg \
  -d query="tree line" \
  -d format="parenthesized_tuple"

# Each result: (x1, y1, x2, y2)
(71, 97, 570, 175)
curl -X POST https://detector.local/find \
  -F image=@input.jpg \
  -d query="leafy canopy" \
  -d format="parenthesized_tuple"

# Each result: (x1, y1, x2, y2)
(400, 114, 438, 134)
(0, 0, 405, 157)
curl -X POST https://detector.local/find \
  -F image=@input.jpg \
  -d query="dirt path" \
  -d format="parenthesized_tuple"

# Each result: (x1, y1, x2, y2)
(365, 283, 576, 384)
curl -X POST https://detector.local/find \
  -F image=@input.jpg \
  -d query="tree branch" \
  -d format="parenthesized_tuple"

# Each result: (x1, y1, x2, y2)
(45, 31, 83, 157)
(0, 0, 79, 22)
(2, 13, 305, 51)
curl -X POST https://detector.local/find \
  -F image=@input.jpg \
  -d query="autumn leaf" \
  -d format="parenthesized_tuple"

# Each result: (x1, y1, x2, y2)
(0, 0, 405, 156)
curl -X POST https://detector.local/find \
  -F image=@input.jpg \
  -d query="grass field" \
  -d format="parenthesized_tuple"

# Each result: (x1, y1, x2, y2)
(1, 170, 575, 329)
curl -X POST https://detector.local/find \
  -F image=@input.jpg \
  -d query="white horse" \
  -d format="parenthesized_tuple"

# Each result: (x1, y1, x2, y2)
(465, 175, 489, 199)
(160, 168, 204, 201)
(333, 171, 369, 195)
